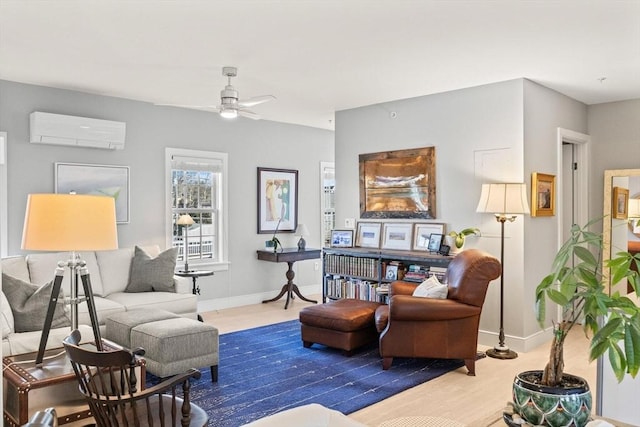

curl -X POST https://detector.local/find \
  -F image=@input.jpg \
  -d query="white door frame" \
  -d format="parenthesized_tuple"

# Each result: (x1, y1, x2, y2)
(556, 128, 590, 250)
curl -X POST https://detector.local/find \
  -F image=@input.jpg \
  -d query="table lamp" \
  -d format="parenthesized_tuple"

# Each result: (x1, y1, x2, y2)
(177, 214, 195, 272)
(476, 183, 529, 359)
(295, 223, 310, 250)
(22, 193, 118, 366)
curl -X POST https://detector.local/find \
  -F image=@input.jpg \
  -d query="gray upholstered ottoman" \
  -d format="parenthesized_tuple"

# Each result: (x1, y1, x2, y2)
(105, 309, 179, 348)
(131, 317, 219, 382)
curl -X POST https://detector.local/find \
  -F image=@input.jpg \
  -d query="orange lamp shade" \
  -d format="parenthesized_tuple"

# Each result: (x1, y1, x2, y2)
(21, 193, 118, 251)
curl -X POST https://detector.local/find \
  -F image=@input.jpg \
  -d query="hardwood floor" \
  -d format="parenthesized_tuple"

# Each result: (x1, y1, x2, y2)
(200, 295, 596, 427)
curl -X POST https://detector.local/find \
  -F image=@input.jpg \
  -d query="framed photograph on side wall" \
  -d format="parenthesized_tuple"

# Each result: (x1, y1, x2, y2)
(381, 223, 413, 251)
(330, 230, 354, 248)
(257, 167, 298, 233)
(55, 162, 130, 224)
(412, 223, 445, 251)
(356, 222, 382, 248)
(613, 186, 629, 220)
(531, 172, 556, 217)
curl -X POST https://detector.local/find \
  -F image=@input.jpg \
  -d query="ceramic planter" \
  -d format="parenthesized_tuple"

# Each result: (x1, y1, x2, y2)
(512, 370, 592, 427)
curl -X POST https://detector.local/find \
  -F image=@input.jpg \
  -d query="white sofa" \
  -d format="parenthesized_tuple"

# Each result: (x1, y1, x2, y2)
(1, 245, 197, 356)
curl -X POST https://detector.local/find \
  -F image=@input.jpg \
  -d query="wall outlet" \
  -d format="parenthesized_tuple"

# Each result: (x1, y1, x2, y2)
(314, 262, 320, 271)
(345, 218, 355, 228)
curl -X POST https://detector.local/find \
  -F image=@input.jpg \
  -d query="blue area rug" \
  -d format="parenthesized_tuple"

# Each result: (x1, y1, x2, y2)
(148, 319, 469, 427)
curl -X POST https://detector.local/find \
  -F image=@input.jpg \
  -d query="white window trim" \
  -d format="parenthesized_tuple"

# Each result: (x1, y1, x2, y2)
(165, 148, 229, 271)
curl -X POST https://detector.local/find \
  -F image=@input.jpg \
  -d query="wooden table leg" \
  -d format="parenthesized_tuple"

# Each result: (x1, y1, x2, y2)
(262, 261, 317, 309)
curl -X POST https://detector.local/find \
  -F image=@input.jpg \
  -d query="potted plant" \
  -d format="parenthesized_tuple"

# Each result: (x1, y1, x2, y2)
(508, 220, 640, 427)
(446, 227, 480, 254)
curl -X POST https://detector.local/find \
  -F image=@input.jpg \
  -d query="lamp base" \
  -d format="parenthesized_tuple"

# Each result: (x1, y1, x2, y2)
(486, 347, 518, 359)
(297, 237, 306, 251)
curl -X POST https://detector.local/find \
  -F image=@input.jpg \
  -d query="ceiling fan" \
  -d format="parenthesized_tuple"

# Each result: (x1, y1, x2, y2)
(158, 66, 275, 120)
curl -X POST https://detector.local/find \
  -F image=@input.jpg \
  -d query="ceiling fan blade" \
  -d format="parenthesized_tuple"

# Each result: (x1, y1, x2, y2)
(155, 103, 220, 111)
(238, 109, 261, 120)
(237, 95, 276, 108)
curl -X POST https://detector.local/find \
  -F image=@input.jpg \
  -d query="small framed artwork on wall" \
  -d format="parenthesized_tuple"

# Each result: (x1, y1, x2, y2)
(330, 229, 354, 248)
(356, 222, 382, 248)
(613, 186, 629, 220)
(531, 172, 556, 217)
(412, 223, 445, 251)
(381, 223, 413, 251)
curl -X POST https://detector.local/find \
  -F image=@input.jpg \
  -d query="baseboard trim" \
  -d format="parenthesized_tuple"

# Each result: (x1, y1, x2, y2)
(197, 284, 321, 312)
(478, 326, 553, 353)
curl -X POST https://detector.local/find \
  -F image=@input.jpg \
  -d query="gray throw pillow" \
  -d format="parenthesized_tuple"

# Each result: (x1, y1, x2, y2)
(1, 273, 70, 333)
(125, 246, 178, 293)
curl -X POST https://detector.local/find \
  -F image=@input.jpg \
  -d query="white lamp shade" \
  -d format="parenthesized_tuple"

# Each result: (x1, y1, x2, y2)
(177, 214, 195, 225)
(476, 183, 530, 215)
(22, 193, 118, 251)
(295, 223, 310, 236)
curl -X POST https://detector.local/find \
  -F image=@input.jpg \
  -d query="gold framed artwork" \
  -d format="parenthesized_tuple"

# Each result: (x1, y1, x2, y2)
(612, 186, 629, 220)
(359, 147, 436, 219)
(531, 173, 555, 217)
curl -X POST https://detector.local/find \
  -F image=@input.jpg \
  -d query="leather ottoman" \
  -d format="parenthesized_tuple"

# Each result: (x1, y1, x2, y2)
(299, 299, 381, 355)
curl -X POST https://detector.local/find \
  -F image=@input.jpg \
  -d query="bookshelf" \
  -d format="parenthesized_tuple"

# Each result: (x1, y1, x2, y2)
(322, 247, 453, 303)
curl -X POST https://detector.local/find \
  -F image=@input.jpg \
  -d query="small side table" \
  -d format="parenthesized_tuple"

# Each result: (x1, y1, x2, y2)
(175, 270, 214, 295)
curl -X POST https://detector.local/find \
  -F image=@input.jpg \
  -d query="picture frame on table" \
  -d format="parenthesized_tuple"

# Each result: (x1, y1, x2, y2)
(381, 223, 413, 251)
(427, 233, 443, 253)
(55, 162, 130, 224)
(531, 172, 556, 217)
(412, 223, 445, 251)
(613, 186, 629, 220)
(257, 167, 298, 234)
(330, 229, 354, 248)
(355, 222, 382, 248)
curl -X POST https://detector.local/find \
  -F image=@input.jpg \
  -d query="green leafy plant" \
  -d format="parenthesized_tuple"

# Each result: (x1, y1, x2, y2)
(447, 227, 480, 249)
(535, 220, 640, 385)
(270, 236, 281, 253)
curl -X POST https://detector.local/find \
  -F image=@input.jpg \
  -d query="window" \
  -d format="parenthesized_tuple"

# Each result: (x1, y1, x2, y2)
(166, 148, 228, 270)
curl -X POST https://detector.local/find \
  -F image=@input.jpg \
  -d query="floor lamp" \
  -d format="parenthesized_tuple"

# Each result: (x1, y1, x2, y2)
(21, 193, 118, 367)
(476, 183, 530, 360)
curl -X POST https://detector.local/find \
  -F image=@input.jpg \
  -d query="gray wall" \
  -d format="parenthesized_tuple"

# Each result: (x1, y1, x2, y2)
(588, 99, 640, 221)
(335, 78, 593, 350)
(0, 80, 334, 309)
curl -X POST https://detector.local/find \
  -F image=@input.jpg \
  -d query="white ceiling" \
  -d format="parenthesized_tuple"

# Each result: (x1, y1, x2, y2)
(1, 1, 639, 130)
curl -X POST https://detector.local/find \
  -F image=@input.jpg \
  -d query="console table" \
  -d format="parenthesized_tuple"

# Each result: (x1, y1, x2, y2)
(257, 248, 321, 309)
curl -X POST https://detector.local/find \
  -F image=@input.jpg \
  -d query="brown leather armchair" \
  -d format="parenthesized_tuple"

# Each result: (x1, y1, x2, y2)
(374, 249, 501, 375)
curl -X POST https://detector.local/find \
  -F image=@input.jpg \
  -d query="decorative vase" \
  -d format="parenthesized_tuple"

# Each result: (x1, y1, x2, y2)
(445, 235, 463, 254)
(512, 370, 592, 427)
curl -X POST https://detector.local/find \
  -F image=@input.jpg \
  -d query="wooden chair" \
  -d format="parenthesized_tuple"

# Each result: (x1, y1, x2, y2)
(63, 329, 208, 427)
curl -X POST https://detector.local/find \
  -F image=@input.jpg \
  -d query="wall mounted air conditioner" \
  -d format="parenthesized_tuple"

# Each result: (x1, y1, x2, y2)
(30, 112, 126, 150)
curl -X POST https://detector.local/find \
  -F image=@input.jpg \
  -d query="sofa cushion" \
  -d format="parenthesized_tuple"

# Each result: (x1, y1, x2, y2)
(126, 246, 178, 293)
(76, 296, 126, 326)
(96, 247, 135, 296)
(3, 324, 96, 356)
(107, 291, 197, 317)
(1, 291, 14, 338)
(1, 273, 70, 332)
(1, 256, 30, 282)
(26, 251, 105, 296)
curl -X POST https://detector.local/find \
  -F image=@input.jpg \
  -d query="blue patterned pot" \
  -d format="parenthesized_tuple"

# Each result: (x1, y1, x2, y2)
(512, 370, 592, 427)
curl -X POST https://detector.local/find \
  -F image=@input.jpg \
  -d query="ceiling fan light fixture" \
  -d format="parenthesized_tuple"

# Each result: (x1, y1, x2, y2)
(220, 107, 238, 119)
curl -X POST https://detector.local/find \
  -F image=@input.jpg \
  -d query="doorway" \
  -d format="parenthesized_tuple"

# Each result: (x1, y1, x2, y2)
(557, 128, 590, 249)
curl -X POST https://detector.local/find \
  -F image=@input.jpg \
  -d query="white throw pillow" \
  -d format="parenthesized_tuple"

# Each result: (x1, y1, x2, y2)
(412, 275, 448, 299)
